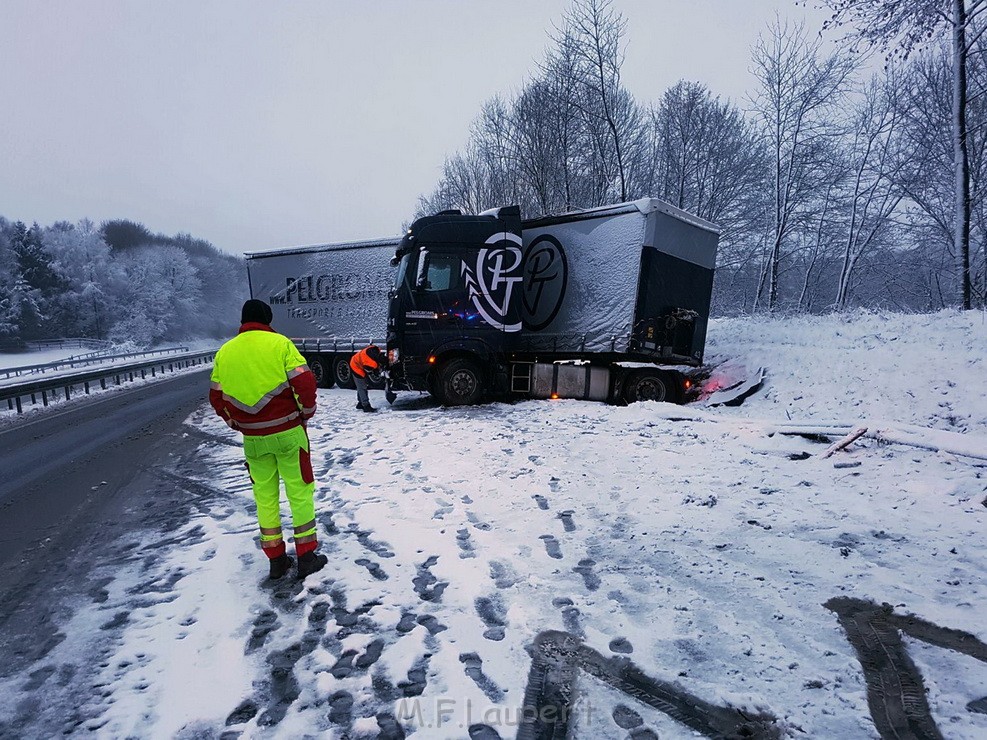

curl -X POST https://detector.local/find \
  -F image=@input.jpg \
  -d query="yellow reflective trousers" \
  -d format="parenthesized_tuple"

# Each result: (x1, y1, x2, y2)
(243, 425, 317, 555)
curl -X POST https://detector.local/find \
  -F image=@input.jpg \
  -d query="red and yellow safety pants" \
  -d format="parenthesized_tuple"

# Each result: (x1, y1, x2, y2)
(243, 425, 318, 559)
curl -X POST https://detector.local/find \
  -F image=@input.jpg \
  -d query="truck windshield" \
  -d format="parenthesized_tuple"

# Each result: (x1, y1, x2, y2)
(394, 253, 410, 289)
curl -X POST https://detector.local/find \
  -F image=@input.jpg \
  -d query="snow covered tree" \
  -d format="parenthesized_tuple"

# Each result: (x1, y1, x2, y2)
(750, 18, 856, 311)
(821, 0, 987, 308)
(7, 221, 65, 337)
(557, 0, 643, 204)
(43, 220, 124, 338)
(833, 73, 907, 308)
(109, 245, 202, 346)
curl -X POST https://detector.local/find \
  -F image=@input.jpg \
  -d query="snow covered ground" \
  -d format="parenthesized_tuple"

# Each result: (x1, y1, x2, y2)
(1, 311, 986, 738)
(0, 347, 88, 370)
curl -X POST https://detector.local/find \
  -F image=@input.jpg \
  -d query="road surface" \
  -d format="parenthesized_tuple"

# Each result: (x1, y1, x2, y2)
(0, 368, 212, 684)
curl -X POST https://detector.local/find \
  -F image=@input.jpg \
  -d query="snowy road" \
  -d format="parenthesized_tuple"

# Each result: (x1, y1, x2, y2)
(2, 386, 983, 738)
(0, 312, 985, 739)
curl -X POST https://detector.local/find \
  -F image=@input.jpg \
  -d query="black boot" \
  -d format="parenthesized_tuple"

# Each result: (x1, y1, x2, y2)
(269, 554, 293, 580)
(297, 551, 328, 579)
(361, 404, 377, 413)
(356, 402, 364, 410)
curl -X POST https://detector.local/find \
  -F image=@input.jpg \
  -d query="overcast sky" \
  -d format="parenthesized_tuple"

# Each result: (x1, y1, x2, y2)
(0, 1, 832, 254)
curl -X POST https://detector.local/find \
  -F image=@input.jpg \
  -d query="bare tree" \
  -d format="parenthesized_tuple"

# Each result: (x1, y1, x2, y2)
(750, 17, 856, 311)
(556, 0, 643, 203)
(821, 0, 987, 308)
(835, 73, 907, 307)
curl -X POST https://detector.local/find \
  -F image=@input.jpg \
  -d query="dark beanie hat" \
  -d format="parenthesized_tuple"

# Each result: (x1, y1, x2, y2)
(241, 299, 273, 325)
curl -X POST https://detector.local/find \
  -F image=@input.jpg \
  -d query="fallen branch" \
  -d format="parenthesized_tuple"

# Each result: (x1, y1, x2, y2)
(865, 426, 987, 463)
(820, 427, 868, 459)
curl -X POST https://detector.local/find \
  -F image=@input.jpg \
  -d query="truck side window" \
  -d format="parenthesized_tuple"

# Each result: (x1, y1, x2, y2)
(425, 254, 459, 292)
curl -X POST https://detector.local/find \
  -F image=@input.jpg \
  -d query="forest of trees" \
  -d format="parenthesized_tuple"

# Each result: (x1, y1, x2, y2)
(0, 217, 245, 346)
(418, 0, 987, 314)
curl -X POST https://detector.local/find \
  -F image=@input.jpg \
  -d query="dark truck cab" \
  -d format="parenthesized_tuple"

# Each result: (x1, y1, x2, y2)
(386, 199, 718, 406)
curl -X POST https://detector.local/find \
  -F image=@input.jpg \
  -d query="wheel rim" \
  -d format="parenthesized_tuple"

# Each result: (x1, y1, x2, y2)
(311, 361, 325, 386)
(449, 369, 477, 399)
(335, 360, 351, 384)
(636, 376, 667, 402)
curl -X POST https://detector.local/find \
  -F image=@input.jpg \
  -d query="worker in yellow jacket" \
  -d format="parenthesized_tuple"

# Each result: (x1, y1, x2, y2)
(209, 299, 327, 580)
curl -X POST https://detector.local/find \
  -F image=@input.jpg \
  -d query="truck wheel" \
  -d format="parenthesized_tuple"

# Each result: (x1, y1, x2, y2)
(307, 356, 334, 389)
(437, 358, 484, 406)
(333, 355, 355, 389)
(623, 369, 675, 404)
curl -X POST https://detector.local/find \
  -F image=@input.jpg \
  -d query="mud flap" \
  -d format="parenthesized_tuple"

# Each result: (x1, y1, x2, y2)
(385, 380, 397, 405)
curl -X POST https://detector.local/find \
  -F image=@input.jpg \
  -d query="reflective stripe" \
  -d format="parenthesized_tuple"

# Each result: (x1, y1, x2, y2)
(260, 537, 284, 549)
(223, 380, 291, 414)
(294, 533, 318, 544)
(301, 406, 316, 415)
(287, 365, 310, 378)
(293, 519, 316, 534)
(260, 525, 283, 536)
(237, 411, 300, 430)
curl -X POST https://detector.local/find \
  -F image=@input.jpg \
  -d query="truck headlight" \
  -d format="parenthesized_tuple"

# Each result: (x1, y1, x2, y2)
(388, 348, 400, 364)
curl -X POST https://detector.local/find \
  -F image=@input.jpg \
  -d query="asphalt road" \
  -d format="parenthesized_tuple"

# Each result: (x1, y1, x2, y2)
(0, 368, 214, 679)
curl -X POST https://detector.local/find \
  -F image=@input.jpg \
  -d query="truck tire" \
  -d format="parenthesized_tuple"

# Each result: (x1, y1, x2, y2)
(437, 358, 484, 406)
(307, 356, 334, 389)
(623, 369, 675, 404)
(333, 355, 356, 389)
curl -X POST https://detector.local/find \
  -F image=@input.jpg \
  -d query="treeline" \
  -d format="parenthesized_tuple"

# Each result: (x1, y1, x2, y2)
(419, 0, 987, 314)
(0, 217, 246, 346)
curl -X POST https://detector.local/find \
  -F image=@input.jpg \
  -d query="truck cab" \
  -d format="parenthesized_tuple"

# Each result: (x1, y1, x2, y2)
(387, 199, 718, 406)
(387, 206, 524, 404)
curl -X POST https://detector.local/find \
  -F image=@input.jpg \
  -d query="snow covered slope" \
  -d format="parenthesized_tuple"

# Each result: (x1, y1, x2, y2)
(1, 311, 984, 739)
(706, 309, 987, 435)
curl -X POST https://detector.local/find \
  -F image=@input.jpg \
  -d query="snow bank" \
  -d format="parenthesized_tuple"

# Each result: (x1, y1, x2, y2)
(706, 309, 987, 435)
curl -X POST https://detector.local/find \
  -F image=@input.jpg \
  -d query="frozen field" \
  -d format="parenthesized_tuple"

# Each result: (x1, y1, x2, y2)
(1, 310, 985, 738)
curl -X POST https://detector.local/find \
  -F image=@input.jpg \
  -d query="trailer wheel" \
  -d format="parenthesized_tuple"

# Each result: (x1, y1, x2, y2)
(333, 355, 355, 389)
(307, 356, 334, 389)
(623, 369, 674, 404)
(437, 358, 484, 406)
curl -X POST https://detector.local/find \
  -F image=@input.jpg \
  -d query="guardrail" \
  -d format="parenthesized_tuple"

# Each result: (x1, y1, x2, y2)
(1, 346, 192, 379)
(25, 338, 113, 352)
(0, 350, 217, 415)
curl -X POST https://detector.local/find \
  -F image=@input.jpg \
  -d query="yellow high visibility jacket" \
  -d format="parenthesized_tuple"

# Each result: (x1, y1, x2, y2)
(209, 323, 316, 435)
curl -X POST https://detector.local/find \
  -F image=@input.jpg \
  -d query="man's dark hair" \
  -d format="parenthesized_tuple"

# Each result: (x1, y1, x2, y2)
(367, 345, 385, 363)
(241, 299, 273, 325)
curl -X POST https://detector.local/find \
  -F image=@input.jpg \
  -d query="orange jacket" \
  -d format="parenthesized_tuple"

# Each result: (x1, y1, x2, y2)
(349, 346, 380, 378)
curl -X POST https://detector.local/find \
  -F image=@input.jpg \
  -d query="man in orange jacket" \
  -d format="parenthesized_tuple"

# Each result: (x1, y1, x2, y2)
(209, 299, 328, 581)
(350, 344, 386, 413)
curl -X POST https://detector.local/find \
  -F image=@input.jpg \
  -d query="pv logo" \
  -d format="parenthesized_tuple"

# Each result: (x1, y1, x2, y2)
(460, 232, 523, 332)
(522, 235, 568, 331)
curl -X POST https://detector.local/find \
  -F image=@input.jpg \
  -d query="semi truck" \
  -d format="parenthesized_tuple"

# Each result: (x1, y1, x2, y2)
(245, 197, 718, 406)
(386, 198, 718, 405)
(244, 237, 399, 389)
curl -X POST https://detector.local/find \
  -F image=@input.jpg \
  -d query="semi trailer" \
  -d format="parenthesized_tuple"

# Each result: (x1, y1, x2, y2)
(387, 198, 718, 405)
(245, 197, 718, 406)
(244, 237, 399, 389)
